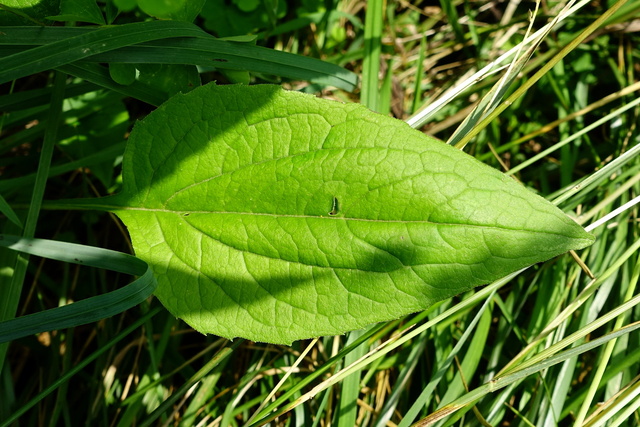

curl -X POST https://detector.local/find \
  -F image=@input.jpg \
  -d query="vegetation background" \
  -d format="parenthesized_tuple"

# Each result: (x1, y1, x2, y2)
(0, 0, 639, 426)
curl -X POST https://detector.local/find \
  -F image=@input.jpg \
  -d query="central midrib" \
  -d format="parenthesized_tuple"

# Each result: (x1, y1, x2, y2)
(108, 205, 578, 238)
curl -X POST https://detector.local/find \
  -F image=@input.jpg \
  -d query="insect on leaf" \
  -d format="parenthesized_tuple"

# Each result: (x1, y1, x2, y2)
(95, 84, 594, 344)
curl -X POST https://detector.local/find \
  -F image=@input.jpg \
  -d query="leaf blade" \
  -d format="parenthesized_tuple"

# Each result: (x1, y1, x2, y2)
(108, 84, 594, 344)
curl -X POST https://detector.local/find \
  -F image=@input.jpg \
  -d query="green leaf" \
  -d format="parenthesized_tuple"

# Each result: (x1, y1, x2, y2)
(135, 63, 200, 98)
(57, 90, 129, 189)
(109, 62, 137, 85)
(0, 0, 58, 26)
(47, 0, 105, 25)
(200, 0, 286, 37)
(137, 0, 205, 22)
(113, 0, 137, 12)
(83, 84, 594, 344)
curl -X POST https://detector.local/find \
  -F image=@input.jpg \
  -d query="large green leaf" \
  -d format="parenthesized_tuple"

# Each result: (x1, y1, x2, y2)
(82, 84, 594, 344)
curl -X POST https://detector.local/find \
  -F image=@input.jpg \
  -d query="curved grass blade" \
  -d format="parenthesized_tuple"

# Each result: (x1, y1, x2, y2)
(0, 235, 156, 343)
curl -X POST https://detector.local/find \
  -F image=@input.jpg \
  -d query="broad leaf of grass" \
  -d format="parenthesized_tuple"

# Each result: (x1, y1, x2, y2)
(0, 22, 206, 84)
(58, 62, 168, 106)
(85, 39, 358, 91)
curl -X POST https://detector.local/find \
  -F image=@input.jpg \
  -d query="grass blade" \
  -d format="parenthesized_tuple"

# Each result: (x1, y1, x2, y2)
(0, 306, 163, 427)
(0, 23, 358, 91)
(0, 235, 156, 343)
(361, 0, 383, 110)
(0, 71, 65, 373)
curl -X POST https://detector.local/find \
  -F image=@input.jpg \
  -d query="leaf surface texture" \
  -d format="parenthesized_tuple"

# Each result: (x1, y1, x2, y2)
(106, 84, 594, 344)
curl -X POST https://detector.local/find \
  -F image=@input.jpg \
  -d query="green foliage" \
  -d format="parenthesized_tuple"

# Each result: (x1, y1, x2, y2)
(135, 64, 200, 98)
(200, 0, 286, 37)
(57, 90, 129, 189)
(0, 22, 357, 94)
(0, 0, 639, 425)
(0, 0, 59, 25)
(137, 0, 205, 22)
(47, 0, 105, 25)
(108, 62, 136, 85)
(0, 235, 156, 344)
(90, 83, 591, 343)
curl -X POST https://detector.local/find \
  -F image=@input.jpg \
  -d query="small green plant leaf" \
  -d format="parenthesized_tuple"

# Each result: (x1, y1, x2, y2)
(0, 0, 58, 26)
(137, 0, 205, 22)
(135, 64, 200, 98)
(91, 84, 594, 344)
(109, 63, 137, 85)
(47, 0, 105, 25)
